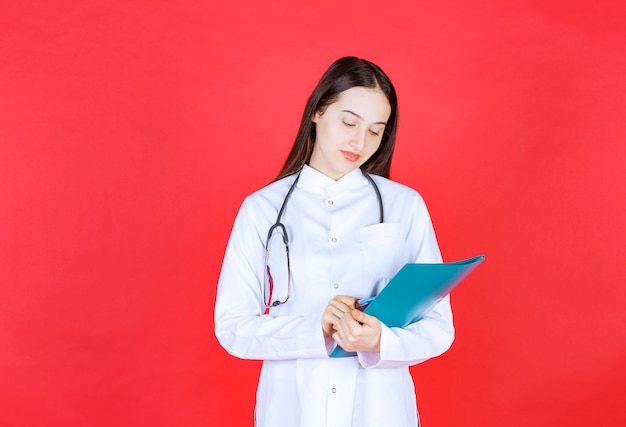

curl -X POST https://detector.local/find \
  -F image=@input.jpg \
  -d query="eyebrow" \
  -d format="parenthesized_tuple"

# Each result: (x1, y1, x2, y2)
(341, 110, 387, 126)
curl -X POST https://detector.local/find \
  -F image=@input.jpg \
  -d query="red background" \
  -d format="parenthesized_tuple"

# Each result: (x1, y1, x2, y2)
(1, 1, 625, 426)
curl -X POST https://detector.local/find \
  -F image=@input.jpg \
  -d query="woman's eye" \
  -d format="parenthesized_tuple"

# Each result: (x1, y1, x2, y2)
(369, 129, 381, 136)
(342, 121, 356, 127)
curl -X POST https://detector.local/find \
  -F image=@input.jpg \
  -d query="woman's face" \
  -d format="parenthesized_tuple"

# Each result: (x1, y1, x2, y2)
(310, 86, 391, 180)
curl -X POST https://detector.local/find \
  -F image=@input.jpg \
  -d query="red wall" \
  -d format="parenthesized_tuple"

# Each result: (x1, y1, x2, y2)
(1, 1, 624, 426)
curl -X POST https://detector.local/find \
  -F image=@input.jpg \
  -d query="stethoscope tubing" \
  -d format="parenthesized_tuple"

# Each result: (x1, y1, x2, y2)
(272, 170, 383, 230)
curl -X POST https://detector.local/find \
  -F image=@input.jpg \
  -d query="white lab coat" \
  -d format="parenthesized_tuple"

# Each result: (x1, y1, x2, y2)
(215, 165, 454, 427)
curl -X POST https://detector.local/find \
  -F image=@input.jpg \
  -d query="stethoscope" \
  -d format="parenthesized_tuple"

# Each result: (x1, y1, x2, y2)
(263, 170, 384, 309)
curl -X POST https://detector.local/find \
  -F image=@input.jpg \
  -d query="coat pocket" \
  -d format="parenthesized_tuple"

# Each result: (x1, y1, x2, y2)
(359, 222, 405, 280)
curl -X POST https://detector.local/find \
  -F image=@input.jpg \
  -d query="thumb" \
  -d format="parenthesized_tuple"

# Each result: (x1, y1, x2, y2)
(352, 309, 377, 326)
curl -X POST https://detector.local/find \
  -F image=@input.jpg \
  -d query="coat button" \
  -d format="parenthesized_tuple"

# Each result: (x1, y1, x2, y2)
(331, 388, 337, 393)
(333, 283, 339, 289)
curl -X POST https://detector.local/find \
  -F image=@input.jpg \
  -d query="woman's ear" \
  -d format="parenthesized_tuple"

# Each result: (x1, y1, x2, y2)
(312, 110, 322, 123)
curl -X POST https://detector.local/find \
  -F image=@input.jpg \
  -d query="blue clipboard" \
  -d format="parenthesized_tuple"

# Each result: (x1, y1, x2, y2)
(330, 254, 485, 358)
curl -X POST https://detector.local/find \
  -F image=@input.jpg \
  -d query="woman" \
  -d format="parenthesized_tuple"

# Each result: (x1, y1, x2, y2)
(215, 56, 454, 427)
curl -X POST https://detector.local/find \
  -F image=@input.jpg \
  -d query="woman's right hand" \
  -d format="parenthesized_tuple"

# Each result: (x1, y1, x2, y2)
(322, 295, 358, 338)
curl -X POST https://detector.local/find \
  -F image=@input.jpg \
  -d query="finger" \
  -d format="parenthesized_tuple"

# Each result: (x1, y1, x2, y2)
(336, 311, 362, 338)
(322, 304, 352, 331)
(326, 305, 349, 319)
(334, 318, 362, 351)
(331, 330, 343, 347)
(322, 309, 344, 335)
(352, 309, 378, 327)
(328, 302, 352, 317)
(332, 295, 358, 309)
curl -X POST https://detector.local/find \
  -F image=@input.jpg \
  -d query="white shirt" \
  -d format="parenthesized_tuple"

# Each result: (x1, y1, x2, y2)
(215, 165, 454, 427)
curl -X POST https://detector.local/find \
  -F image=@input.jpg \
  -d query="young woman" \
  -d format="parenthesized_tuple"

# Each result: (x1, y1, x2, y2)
(215, 56, 454, 427)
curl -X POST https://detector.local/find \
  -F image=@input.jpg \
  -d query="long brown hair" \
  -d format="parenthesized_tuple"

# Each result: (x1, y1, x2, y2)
(275, 56, 399, 181)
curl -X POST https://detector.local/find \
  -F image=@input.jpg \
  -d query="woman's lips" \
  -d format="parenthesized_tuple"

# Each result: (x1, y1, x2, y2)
(341, 150, 360, 162)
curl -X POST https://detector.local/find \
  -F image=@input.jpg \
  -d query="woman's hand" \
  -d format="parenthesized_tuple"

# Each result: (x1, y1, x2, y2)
(332, 309, 382, 353)
(322, 295, 358, 338)
(322, 295, 382, 353)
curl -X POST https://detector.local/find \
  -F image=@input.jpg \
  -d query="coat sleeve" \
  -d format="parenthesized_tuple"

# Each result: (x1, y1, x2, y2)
(214, 197, 332, 360)
(356, 191, 455, 369)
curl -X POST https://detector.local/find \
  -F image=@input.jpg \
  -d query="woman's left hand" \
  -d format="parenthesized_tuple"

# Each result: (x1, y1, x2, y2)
(332, 309, 382, 353)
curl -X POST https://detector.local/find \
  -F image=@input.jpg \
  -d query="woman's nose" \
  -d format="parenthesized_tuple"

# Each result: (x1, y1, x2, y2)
(350, 128, 367, 151)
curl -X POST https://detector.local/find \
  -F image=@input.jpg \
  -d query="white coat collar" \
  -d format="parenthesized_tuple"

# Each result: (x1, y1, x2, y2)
(298, 165, 368, 196)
